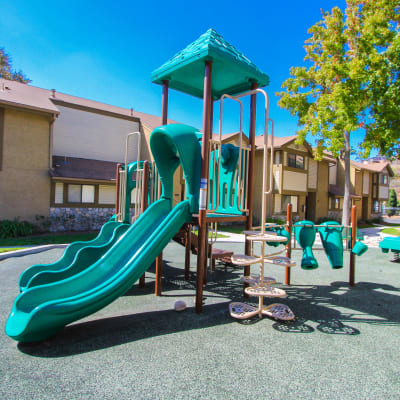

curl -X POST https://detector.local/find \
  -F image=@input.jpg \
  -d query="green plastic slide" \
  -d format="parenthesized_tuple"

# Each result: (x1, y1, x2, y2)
(18, 221, 129, 291)
(20, 222, 130, 291)
(6, 199, 191, 342)
(6, 123, 201, 343)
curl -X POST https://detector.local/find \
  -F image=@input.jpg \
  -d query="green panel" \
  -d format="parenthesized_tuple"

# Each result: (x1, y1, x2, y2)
(151, 29, 269, 99)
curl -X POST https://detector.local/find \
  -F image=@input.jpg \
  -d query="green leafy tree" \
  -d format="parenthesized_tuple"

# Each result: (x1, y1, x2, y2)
(277, 1, 399, 225)
(387, 188, 398, 216)
(0, 47, 31, 83)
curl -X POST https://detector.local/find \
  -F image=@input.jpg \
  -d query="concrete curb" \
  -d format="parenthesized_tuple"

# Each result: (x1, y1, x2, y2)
(0, 244, 68, 261)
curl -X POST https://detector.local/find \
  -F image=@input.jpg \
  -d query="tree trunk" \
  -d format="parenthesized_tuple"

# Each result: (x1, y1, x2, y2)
(342, 131, 351, 226)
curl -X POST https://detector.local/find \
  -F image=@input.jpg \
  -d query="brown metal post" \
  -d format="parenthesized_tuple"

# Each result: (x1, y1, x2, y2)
(285, 203, 292, 285)
(115, 163, 122, 218)
(184, 224, 191, 280)
(244, 82, 258, 296)
(161, 80, 169, 125)
(139, 161, 149, 288)
(349, 205, 357, 286)
(196, 60, 213, 313)
(155, 80, 169, 296)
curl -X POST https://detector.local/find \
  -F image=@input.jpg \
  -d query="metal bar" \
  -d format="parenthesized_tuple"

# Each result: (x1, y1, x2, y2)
(285, 203, 292, 285)
(155, 81, 169, 296)
(184, 224, 191, 281)
(139, 160, 149, 288)
(196, 60, 212, 314)
(115, 163, 122, 218)
(244, 82, 258, 296)
(349, 205, 357, 286)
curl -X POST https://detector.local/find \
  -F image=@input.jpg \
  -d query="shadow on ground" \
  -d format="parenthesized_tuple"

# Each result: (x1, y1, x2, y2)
(17, 258, 400, 358)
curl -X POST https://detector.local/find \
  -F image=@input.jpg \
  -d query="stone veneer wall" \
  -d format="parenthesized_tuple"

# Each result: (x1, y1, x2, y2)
(327, 211, 342, 222)
(49, 207, 116, 232)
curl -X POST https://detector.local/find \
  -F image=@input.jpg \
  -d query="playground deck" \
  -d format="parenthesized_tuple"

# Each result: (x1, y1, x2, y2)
(1, 243, 399, 399)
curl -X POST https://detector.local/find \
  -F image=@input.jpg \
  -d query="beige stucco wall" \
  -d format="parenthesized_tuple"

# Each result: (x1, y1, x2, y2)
(53, 105, 140, 163)
(0, 108, 51, 222)
(315, 161, 329, 221)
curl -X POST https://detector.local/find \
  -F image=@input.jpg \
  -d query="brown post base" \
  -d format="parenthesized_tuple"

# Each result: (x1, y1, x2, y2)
(155, 253, 162, 296)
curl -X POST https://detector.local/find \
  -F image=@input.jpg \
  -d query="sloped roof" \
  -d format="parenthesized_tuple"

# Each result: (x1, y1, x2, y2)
(351, 160, 394, 176)
(0, 79, 176, 130)
(0, 78, 59, 114)
(151, 29, 269, 99)
(255, 134, 298, 150)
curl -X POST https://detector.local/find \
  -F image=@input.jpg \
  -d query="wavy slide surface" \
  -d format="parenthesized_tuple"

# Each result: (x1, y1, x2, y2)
(6, 199, 191, 342)
(19, 221, 129, 291)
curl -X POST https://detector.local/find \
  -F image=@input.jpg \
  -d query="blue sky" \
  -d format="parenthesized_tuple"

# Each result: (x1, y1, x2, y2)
(2, 0, 370, 150)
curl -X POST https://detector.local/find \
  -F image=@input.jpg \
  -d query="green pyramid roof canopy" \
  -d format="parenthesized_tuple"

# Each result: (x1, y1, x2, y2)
(151, 29, 269, 99)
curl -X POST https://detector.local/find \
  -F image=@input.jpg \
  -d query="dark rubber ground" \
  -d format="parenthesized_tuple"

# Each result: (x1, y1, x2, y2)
(1, 242, 399, 399)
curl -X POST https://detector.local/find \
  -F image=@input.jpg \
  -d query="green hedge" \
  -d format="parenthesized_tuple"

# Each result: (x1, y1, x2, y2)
(0, 219, 36, 239)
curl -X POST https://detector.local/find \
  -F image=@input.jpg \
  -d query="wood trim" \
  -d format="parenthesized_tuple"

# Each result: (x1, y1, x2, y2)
(0, 100, 59, 117)
(51, 99, 140, 123)
(51, 177, 116, 184)
(283, 165, 307, 174)
(281, 190, 308, 196)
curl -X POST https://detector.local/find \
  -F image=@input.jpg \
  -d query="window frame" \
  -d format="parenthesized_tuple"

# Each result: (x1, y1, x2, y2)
(287, 152, 304, 169)
(282, 195, 298, 213)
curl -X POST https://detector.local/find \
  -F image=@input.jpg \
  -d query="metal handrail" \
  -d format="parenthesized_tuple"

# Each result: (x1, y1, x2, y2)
(119, 131, 142, 223)
(231, 88, 271, 233)
(211, 93, 249, 213)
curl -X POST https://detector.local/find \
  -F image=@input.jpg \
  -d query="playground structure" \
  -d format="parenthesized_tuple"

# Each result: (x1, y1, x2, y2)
(379, 236, 400, 261)
(5, 29, 368, 342)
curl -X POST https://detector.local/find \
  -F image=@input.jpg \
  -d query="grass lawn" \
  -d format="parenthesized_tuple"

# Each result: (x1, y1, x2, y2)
(1, 231, 98, 247)
(218, 224, 245, 234)
(381, 227, 400, 236)
(0, 248, 25, 254)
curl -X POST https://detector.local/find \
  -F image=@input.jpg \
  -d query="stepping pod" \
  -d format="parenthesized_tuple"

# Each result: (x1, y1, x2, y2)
(294, 221, 318, 269)
(318, 221, 344, 269)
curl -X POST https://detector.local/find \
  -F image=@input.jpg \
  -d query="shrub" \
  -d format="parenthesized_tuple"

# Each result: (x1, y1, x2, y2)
(265, 217, 285, 225)
(0, 218, 35, 239)
(34, 215, 51, 233)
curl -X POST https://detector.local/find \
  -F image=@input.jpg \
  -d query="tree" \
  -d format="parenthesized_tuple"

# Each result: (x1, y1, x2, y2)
(0, 47, 31, 83)
(387, 188, 398, 216)
(277, 0, 399, 225)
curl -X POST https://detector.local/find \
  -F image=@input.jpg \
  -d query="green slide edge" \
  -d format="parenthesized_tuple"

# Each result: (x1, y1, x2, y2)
(19, 220, 121, 290)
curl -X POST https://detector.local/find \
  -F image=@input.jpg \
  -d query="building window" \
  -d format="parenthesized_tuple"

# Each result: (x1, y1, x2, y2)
(67, 184, 95, 203)
(274, 151, 280, 165)
(99, 185, 115, 205)
(288, 153, 304, 169)
(380, 175, 388, 185)
(373, 200, 381, 213)
(54, 183, 64, 204)
(282, 195, 298, 213)
(330, 197, 340, 209)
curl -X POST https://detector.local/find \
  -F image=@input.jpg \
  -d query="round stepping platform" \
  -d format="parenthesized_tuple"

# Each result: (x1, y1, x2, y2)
(246, 233, 288, 243)
(264, 256, 296, 268)
(241, 275, 276, 285)
(243, 230, 278, 236)
(245, 284, 287, 298)
(230, 254, 262, 266)
(262, 303, 295, 321)
(229, 302, 259, 319)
